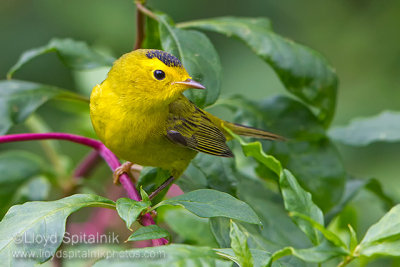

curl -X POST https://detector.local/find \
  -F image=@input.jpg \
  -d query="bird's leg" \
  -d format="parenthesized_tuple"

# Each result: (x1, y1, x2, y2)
(149, 176, 175, 200)
(113, 161, 134, 184)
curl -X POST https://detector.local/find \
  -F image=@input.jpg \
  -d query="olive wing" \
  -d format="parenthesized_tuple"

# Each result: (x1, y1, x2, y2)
(166, 99, 233, 157)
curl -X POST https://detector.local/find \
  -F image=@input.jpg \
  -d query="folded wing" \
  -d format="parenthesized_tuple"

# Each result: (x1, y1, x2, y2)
(166, 96, 233, 157)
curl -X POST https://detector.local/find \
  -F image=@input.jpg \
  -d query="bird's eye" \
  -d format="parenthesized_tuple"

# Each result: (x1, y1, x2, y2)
(153, 70, 166, 80)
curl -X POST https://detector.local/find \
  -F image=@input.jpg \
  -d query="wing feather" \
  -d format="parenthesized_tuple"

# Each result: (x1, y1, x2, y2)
(166, 96, 233, 157)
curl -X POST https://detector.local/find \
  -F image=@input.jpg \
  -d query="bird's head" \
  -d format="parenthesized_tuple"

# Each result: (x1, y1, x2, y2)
(105, 49, 205, 107)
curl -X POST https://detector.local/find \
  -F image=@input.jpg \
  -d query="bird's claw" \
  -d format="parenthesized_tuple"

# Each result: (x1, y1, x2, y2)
(113, 162, 134, 184)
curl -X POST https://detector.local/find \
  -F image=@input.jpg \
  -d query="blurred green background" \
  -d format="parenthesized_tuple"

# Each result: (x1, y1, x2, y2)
(1, 0, 399, 261)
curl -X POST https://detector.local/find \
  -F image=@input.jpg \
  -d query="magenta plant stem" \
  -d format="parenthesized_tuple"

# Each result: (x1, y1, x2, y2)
(74, 150, 102, 178)
(0, 132, 168, 246)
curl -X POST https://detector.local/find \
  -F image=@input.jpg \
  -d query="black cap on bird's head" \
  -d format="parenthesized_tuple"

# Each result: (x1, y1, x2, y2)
(145, 50, 183, 68)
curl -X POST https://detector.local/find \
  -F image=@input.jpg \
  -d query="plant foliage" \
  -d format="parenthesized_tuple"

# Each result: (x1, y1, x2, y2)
(0, 2, 398, 267)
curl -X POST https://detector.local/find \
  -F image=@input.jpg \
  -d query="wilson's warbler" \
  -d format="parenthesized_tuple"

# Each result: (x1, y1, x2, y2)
(90, 49, 283, 197)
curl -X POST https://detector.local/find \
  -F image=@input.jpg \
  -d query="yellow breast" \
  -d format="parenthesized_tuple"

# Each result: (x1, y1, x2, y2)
(89, 82, 195, 172)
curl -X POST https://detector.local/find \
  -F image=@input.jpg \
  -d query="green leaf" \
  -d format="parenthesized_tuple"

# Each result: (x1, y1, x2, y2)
(229, 127, 326, 245)
(267, 240, 348, 265)
(116, 198, 151, 230)
(325, 178, 394, 223)
(157, 13, 221, 108)
(158, 189, 261, 225)
(137, 167, 171, 204)
(348, 224, 358, 252)
(127, 225, 169, 241)
(14, 175, 51, 203)
(359, 204, 400, 257)
(324, 178, 366, 223)
(236, 179, 311, 250)
(0, 150, 46, 217)
(180, 16, 273, 33)
(93, 244, 231, 267)
(221, 95, 346, 212)
(139, 187, 150, 202)
(230, 220, 253, 267)
(179, 16, 338, 125)
(224, 131, 348, 253)
(142, 16, 162, 50)
(364, 178, 395, 209)
(178, 159, 209, 192)
(280, 170, 324, 245)
(211, 177, 313, 266)
(182, 154, 239, 195)
(7, 38, 114, 78)
(329, 111, 400, 146)
(216, 248, 272, 267)
(162, 206, 217, 246)
(249, 249, 274, 267)
(229, 130, 282, 176)
(210, 217, 282, 252)
(0, 194, 115, 265)
(210, 217, 232, 248)
(0, 80, 88, 134)
(290, 212, 347, 249)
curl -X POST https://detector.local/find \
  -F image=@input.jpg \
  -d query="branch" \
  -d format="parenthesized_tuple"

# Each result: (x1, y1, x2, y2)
(0, 133, 168, 246)
(337, 256, 354, 267)
(134, 3, 145, 50)
(136, 2, 158, 21)
(74, 150, 102, 178)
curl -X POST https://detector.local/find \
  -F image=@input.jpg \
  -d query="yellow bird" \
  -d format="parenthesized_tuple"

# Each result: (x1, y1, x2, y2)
(90, 49, 283, 197)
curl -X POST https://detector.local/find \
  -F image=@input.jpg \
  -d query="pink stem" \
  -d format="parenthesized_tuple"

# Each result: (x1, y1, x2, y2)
(0, 132, 168, 246)
(74, 150, 102, 178)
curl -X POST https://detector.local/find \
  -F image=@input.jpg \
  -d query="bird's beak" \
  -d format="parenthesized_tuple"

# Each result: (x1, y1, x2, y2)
(173, 78, 206, 90)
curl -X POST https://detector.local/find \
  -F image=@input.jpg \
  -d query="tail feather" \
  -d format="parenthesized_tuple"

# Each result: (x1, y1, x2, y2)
(225, 122, 285, 141)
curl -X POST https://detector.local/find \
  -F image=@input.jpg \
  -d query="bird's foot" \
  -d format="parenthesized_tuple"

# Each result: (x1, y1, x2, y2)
(113, 161, 135, 184)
